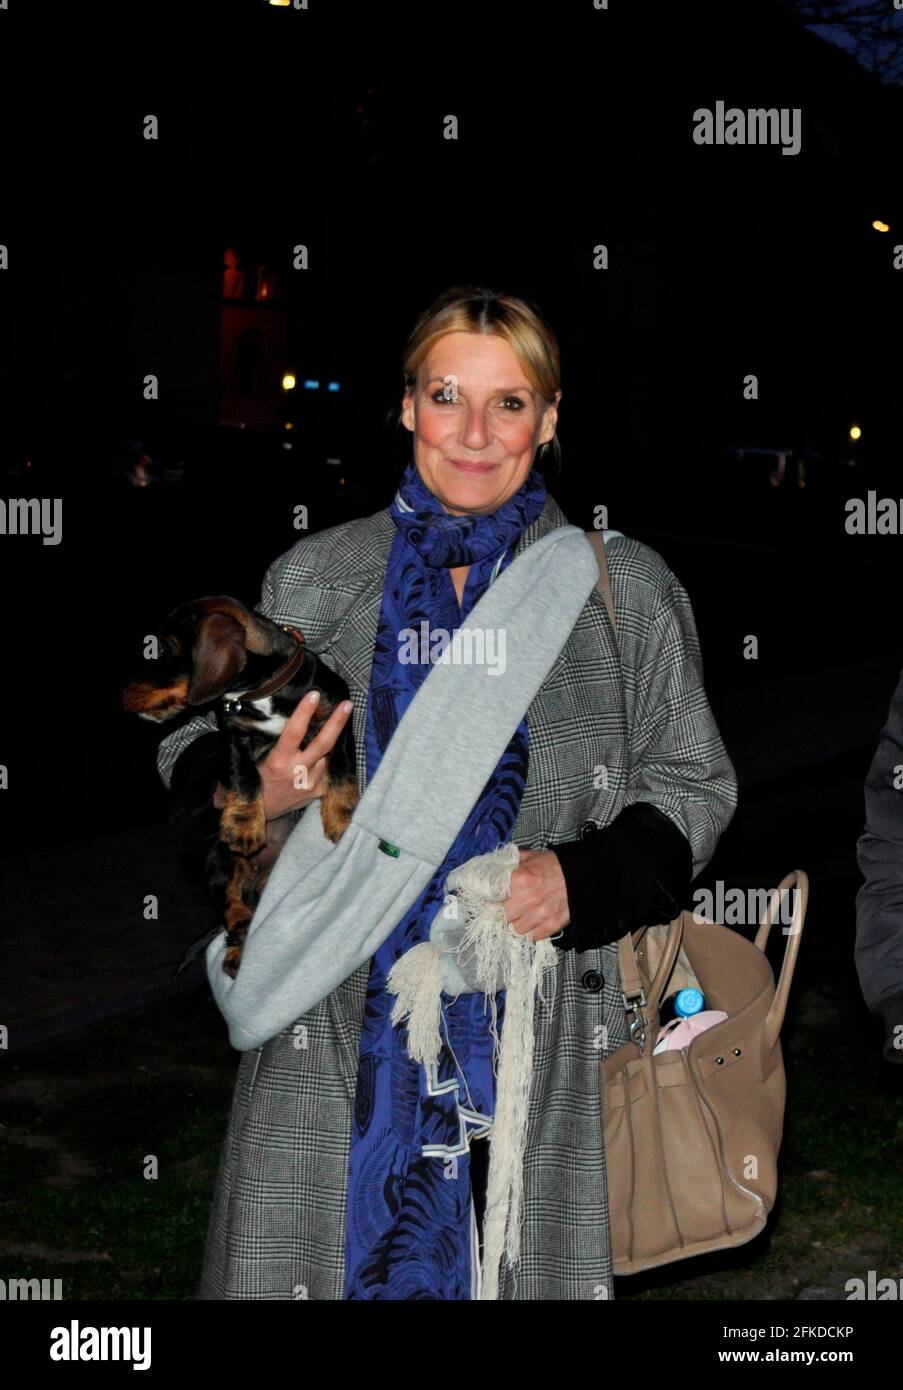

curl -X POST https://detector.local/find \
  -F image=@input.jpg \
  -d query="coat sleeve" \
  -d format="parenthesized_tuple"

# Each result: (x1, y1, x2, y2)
(551, 802, 693, 951)
(623, 562, 738, 882)
(855, 663, 903, 1064)
(154, 557, 282, 792)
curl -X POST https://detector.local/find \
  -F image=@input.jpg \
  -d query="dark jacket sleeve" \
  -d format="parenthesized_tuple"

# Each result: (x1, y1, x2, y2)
(855, 663, 903, 1064)
(550, 801, 693, 952)
(166, 728, 227, 866)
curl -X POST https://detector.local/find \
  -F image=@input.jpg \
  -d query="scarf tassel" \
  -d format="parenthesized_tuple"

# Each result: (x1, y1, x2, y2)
(387, 843, 558, 1300)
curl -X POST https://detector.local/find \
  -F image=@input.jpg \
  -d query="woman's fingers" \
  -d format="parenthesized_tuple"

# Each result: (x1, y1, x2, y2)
(301, 695, 354, 762)
(266, 693, 353, 785)
(273, 690, 326, 758)
(242, 693, 354, 820)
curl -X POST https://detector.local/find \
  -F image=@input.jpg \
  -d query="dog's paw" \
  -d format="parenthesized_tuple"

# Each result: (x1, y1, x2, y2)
(222, 944, 243, 978)
(219, 791, 267, 855)
(222, 916, 250, 978)
(321, 775, 360, 843)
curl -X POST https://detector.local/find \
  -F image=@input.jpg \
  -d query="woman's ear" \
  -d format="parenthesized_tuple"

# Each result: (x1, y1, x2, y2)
(538, 390, 561, 446)
(400, 388, 415, 434)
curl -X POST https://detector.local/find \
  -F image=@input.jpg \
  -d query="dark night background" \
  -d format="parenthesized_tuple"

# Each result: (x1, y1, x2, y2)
(0, 0, 901, 1315)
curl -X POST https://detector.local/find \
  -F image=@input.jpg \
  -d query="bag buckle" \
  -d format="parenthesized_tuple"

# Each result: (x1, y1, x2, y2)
(623, 989, 648, 1048)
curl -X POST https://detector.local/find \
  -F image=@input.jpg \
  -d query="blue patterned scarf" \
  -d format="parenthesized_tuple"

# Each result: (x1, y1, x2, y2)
(343, 456, 548, 1299)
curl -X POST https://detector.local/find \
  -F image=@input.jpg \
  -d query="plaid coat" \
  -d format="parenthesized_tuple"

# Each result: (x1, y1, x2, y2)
(156, 492, 738, 1300)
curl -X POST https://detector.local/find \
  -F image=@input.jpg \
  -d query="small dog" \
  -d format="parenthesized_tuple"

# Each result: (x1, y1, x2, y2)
(123, 595, 358, 977)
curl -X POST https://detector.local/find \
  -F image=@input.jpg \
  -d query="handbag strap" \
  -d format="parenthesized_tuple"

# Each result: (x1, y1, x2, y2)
(587, 528, 809, 1056)
(754, 869, 809, 1052)
(589, 526, 673, 1054)
(585, 529, 618, 642)
(617, 916, 685, 1055)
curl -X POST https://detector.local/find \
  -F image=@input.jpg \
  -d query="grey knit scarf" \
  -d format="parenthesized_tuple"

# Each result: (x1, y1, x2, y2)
(206, 522, 600, 1052)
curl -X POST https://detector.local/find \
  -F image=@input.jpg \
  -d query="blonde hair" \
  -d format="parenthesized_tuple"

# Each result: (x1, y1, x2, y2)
(397, 285, 562, 472)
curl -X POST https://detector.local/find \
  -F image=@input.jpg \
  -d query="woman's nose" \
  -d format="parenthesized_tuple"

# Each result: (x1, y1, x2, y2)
(461, 408, 490, 450)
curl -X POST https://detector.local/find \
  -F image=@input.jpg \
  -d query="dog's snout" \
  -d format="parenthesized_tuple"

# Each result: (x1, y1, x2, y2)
(122, 674, 190, 721)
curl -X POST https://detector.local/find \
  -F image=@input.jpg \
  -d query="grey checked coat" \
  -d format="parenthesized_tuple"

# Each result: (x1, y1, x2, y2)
(156, 493, 738, 1300)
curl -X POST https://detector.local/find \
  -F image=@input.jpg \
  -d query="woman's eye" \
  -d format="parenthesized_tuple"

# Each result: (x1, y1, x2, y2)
(429, 390, 525, 409)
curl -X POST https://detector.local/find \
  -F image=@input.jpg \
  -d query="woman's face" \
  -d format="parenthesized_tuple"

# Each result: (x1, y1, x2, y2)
(400, 331, 560, 517)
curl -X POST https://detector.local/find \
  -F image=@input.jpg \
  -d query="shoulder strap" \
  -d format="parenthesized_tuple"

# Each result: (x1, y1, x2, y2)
(585, 529, 617, 639)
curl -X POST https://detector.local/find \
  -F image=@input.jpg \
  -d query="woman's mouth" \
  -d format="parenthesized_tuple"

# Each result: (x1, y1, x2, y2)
(448, 458, 498, 475)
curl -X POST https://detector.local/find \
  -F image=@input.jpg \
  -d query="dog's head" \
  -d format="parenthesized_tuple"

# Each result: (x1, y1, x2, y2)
(122, 595, 301, 722)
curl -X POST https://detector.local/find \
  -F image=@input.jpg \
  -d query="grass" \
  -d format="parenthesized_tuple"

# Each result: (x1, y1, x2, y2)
(1, 991, 233, 1300)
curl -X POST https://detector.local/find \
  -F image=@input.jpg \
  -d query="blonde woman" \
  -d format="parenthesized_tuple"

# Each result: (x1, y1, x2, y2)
(156, 285, 737, 1300)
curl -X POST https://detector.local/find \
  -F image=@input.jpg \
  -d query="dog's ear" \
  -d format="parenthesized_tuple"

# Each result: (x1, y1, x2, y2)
(187, 612, 248, 705)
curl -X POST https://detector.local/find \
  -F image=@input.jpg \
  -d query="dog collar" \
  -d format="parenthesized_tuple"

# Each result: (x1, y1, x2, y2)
(224, 625, 307, 707)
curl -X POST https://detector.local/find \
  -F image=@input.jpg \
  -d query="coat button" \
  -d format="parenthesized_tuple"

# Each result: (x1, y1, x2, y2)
(582, 970, 604, 993)
(579, 820, 598, 840)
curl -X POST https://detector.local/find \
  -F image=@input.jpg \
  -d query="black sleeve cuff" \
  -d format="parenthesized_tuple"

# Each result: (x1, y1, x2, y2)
(550, 803, 693, 952)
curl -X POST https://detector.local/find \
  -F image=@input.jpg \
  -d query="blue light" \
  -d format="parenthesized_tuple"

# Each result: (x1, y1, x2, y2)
(303, 379, 320, 391)
(327, 381, 340, 393)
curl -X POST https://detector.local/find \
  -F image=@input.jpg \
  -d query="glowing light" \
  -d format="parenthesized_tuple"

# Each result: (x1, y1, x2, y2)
(303, 379, 320, 390)
(327, 381, 340, 392)
(282, 373, 296, 391)
(871, 220, 890, 233)
(284, 421, 294, 430)
(850, 425, 862, 441)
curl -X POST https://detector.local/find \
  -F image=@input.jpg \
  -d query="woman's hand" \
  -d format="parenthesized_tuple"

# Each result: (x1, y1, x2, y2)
(504, 848, 571, 943)
(212, 692, 354, 820)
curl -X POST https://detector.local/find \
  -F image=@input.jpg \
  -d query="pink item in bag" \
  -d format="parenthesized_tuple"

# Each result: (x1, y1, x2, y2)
(653, 1009, 729, 1054)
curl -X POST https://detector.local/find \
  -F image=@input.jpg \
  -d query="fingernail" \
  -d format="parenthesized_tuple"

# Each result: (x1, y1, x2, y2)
(308, 691, 320, 704)
(342, 700, 353, 713)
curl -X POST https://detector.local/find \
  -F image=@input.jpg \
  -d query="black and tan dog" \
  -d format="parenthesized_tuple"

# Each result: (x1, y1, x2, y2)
(123, 596, 358, 977)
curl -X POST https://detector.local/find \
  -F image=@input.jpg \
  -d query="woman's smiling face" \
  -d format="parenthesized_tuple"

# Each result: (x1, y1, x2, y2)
(400, 331, 560, 516)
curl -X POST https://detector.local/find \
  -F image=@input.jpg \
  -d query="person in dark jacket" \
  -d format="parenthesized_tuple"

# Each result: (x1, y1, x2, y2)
(855, 664, 903, 1064)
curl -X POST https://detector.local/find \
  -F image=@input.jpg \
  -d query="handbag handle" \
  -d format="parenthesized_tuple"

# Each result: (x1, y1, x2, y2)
(754, 869, 809, 1053)
(618, 916, 685, 1055)
(618, 870, 808, 1056)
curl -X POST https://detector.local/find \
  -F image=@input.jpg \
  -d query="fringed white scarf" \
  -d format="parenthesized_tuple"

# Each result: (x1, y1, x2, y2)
(387, 840, 558, 1300)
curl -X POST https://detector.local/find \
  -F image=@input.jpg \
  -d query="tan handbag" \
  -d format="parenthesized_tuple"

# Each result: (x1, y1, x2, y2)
(585, 529, 810, 1273)
(603, 876, 808, 1273)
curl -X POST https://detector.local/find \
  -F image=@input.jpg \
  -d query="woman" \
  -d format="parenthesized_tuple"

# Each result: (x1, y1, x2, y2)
(156, 285, 738, 1300)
